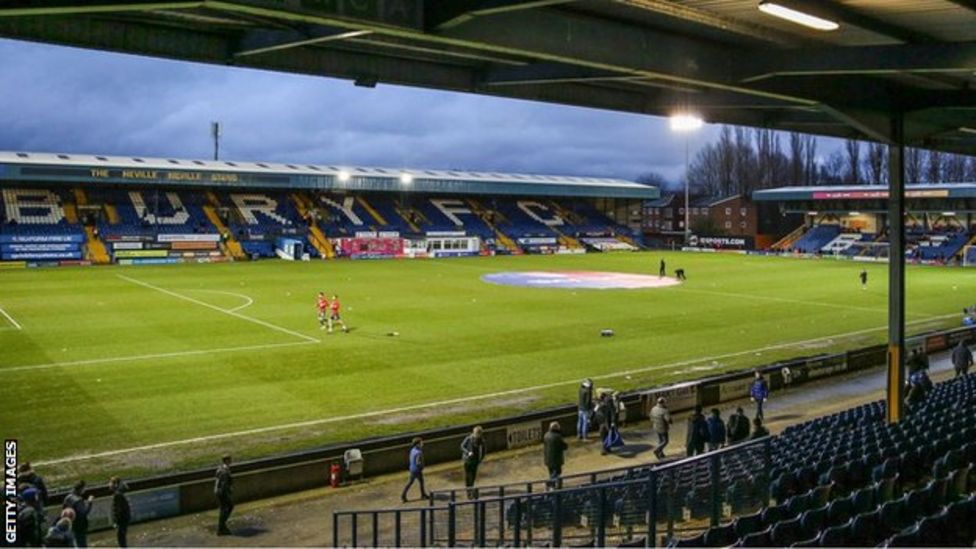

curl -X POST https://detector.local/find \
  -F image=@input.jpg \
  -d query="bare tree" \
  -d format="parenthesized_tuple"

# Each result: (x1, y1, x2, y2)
(925, 150, 943, 183)
(636, 171, 670, 187)
(789, 132, 804, 185)
(865, 142, 886, 185)
(803, 135, 818, 185)
(942, 153, 967, 183)
(967, 156, 976, 182)
(905, 148, 924, 183)
(844, 139, 861, 184)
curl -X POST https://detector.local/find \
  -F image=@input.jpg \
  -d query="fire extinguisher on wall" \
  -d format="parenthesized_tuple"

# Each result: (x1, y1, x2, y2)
(330, 462, 342, 488)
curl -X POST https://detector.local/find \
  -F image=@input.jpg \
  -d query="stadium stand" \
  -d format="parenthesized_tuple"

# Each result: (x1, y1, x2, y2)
(334, 372, 976, 547)
(789, 225, 842, 254)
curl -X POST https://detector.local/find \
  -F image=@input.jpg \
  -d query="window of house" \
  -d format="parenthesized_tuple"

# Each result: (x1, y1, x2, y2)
(725, 221, 732, 229)
(701, 208, 708, 215)
(725, 207, 732, 215)
(740, 207, 747, 216)
(740, 221, 747, 228)
(679, 208, 685, 215)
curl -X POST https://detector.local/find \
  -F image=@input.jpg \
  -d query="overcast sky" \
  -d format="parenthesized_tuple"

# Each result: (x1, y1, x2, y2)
(0, 38, 727, 183)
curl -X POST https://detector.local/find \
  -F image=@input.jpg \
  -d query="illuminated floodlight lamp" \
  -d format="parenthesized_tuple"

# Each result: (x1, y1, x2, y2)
(758, 1, 839, 31)
(400, 172, 414, 185)
(669, 113, 704, 133)
(337, 170, 351, 183)
(942, 212, 957, 216)
(849, 211, 861, 216)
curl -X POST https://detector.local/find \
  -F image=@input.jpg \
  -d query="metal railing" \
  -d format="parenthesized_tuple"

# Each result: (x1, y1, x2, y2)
(333, 438, 772, 547)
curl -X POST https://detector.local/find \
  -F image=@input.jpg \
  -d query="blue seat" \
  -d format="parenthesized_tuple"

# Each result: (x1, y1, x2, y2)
(732, 512, 764, 540)
(826, 496, 854, 527)
(771, 517, 805, 547)
(818, 523, 850, 547)
(800, 505, 827, 536)
(703, 523, 735, 547)
(737, 526, 772, 547)
(848, 510, 880, 546)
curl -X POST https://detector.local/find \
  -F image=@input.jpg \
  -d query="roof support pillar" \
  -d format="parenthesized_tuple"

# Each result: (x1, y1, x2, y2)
(887, 113, 906, 424)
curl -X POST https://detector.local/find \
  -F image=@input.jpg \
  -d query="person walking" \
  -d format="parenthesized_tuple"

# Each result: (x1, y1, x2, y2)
(577, 379, 593, 440)
(17, 463, 48, 507)
(62, 480, 94, 547)
(685, 405, 708, 457)
(750, 417, 770, 439)
(649, 397, 672, 460)
(543, 422, 568, 485)
(43, 519, 75, 548)
(726, 407, 751, 444)
(749, 371, 769, 420)
(460, 426, 486, 499)
(110, 477, 131, 547)
(16, 488, 45, 548)
(214, 455, 234, 536)
(706, 409, 727, 451)
(951, 340, 973, 377)
(659, 259, 666, 278)
(401, 438, 428, 502)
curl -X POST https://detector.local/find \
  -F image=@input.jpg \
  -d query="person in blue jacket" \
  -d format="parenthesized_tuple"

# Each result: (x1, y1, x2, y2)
(706, 408, 727, 451)
(750, 371, 769, 420)
(401, 438, 429, 502)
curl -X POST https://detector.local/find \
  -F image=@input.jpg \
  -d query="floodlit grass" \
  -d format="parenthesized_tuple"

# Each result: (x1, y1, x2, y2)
(0, 252, 972, 485)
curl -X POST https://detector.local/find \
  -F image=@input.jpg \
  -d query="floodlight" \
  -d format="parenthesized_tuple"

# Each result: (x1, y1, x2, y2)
(758, 1, 839, 31)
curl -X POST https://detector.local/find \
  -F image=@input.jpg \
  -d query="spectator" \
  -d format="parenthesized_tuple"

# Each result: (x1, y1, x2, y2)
(43, 519, 75, 548)
(649, 397, 672, 460)
(594, 391, 617, 455)
(17, 463, 48, 506)
(706, 408, 727, 451)
(951, 341, 973, 378)
(750, 371, 769, 420)
(214, 455, 234, 535)
(460, 426, 486, 499)
(906, 368, 934, 411)
(401, 438, 428, 502)
(543, 422, 568, 484)
(751, 417, 770, 439)
(16, 488, 44, 547)
(62, 480, 94, 547)
(726, 407, 751, 444)
(110, 477, 131, 548)
(577, 379, 593, 440)
(907, 348, 929, 374)
(685, 404, 708, 457)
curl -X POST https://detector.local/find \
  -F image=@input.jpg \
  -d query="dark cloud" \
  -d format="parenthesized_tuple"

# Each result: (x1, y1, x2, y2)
(0, 38, 723, 182)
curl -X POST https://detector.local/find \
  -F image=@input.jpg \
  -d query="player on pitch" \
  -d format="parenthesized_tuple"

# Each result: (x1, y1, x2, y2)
(328, 294, 349, 334)
(317, 292, 330, 330)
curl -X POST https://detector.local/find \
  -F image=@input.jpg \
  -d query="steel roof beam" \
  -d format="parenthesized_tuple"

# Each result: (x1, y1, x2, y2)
(233, 25, 371, 57)
(739, 42, 976, 82)
(425, 0, 578, 30)
(0, 1, 201, 16)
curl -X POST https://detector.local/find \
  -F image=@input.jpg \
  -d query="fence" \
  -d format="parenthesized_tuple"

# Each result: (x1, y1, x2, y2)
(333, 437, 773, 547)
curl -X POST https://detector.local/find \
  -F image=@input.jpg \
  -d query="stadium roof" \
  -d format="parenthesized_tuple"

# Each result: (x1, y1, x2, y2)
(754, 184, 976, 201)
(1, 2, 976, 154)
(0, 151, 658, 198)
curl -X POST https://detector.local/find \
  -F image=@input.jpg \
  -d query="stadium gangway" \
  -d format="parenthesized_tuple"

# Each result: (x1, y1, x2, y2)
(427, 460, 659, 505)
(332, 437, 772, 547)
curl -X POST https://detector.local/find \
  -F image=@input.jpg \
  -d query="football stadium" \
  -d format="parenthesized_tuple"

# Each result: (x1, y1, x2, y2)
(4, 1, 976, 548)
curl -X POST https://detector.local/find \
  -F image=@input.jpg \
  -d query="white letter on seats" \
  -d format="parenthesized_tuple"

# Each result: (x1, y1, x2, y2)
(3, 188, 64, 224)
(128, 192, 190, 225)
(430, 198, 472, 226)
(230, 194, 290, 225)
(320, 196, 364, 226)
(517, 200, 564, 227)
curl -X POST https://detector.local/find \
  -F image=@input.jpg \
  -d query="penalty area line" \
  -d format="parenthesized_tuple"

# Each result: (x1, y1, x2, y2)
(0, 304, 22, 330)
(35, 311, 959, 466)
(116, 274, 317, 343)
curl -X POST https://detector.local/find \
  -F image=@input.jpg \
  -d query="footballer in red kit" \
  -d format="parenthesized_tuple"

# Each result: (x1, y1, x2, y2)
(328, 294, 349, 333)
(316, 292, 329, 330)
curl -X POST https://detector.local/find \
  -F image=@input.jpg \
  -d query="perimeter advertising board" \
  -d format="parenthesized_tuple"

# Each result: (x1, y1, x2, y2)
(641, 381, 700, 414)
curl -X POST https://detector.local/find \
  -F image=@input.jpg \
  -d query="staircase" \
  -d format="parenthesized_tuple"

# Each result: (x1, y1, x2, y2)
(202, 203, 245, 260)
(84, 226, 110, 264)
(290, 193, 335, 259)
(616, 234, 642, 250)
(551, 226, 585, 250)
(356, 196, 388, 226)
(466, 199, 522, 254)
(771, 225, 806, 251)
(103, 203, 120, 224)
(393, 204, 423, 233)
(63, 203, 79, 224)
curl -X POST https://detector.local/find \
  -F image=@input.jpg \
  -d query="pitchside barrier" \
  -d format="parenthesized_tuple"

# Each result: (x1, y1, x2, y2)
(42, 324, 976, 533)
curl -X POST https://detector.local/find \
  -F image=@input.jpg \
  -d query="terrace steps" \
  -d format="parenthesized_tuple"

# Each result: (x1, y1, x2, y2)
(393, 204, 422, 233)
(356, 197, 388, 226)
(771, 225, 806, 251)
(103, 203, 120, 224)
(83, 226, 110, 264)
(202, 205, 245, 260)
(63, 203, 79, 224)
(289, 193, 333, 259)
(73, 188, 88, 206)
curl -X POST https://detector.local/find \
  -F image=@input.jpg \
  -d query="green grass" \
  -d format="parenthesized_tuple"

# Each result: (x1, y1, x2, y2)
(1, 252, 973, 486)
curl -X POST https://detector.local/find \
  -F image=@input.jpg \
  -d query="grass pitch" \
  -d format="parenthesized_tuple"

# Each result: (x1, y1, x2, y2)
(0, 252, 972, 485)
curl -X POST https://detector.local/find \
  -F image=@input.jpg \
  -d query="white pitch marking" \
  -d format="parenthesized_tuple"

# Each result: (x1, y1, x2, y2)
(185, 289, 254, 313)
(116, 274, 317, 343)
(0, 341, 316, 374)
(0, 304, 22, 330)
(34, 311, 959, 466)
